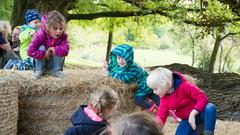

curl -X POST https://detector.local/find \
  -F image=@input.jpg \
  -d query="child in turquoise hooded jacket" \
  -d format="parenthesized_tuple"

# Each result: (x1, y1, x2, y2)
(104, 44, 160, 113)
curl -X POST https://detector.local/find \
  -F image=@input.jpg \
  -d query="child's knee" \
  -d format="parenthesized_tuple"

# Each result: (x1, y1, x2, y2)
(205, 103, 216, 113)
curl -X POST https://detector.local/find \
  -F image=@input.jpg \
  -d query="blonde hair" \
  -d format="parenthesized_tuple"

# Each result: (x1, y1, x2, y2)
(89, 87, 118, 118)
(46, 10, 66, 30)
(110, 112, 163, 135)
(147, 67, 173, 89)
(0, 21, 11, 38)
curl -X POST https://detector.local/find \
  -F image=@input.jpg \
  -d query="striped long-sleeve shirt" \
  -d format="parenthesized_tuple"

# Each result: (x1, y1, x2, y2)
(108, 44, 152, 96)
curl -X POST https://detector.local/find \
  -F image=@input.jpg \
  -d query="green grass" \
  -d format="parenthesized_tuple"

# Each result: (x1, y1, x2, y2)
(65, 46, 191, 67)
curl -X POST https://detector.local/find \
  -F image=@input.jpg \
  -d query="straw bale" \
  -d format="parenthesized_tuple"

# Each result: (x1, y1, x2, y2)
(0, 81, 18, 135)
(0, 69, 137, 135)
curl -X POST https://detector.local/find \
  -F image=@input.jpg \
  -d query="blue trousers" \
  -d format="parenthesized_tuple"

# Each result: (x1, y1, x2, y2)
(134, 92, 160, 109)
(35, 45, 64, 74)
(175, 103, 217, 135)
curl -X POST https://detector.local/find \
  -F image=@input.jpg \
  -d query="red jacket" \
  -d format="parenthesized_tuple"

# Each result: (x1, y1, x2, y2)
(157, 72, 208, 125)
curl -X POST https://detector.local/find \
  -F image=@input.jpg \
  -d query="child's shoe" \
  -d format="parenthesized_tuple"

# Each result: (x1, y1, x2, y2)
(53, 71, 65, 78)
(32, 70, 42, 80)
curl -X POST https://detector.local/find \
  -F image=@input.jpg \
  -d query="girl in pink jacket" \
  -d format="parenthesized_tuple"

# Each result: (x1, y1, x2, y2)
(27, 10, 69, 79)
(147, 67, 216, 135)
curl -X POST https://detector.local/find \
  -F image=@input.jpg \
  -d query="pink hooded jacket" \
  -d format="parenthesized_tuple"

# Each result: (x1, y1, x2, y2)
(157, 72, 208, 125)
(27, 15, 69, 60)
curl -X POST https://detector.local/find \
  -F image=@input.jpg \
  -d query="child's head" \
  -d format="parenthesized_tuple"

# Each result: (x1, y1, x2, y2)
(147, 67, 173, 97)
(12, 26, 21, 41)
(45, 10, 66, 39)
(110, 112, 163, 135)
(88, 87, 118, 118)
(25, 9, 41, 29)
(111, 44, 134, 68)
(0, 21, 11, 37)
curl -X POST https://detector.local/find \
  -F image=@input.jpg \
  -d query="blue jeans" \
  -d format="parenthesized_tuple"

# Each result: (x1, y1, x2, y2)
(35, 45, 64, 74)
(134, 92, 160, 109)
(175, 103, 217, 135)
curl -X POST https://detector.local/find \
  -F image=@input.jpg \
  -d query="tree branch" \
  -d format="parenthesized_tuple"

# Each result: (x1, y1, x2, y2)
(221, 31, 240, 40)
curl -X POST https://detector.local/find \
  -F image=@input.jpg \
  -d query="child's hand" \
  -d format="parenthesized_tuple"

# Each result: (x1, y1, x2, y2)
(44, 49, 52, 59)
(29, 31, 36, 37)
(188, 109, 199, 130)
(0, 43, 11, 51)
(103, 60, 108, 71)
(188, 114, 196, 130)
(48, 47, 55, 54)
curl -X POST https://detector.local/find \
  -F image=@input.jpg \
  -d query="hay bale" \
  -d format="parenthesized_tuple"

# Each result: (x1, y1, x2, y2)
(0, 81, 18, 135)
(0, 70, 136, 135)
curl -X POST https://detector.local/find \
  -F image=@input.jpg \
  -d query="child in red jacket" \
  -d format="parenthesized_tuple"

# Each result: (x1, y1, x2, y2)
(147, 67, 216, 135)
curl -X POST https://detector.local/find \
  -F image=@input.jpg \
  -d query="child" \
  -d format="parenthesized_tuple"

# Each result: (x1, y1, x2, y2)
(64, 87, 118, 135)
(27, 10, 69, 79)
(109, 112, 163, 135)
(19, 9, 41, 60)
(11, 26, 22, 56)
(147, 67, 217, 135)
(104, 44, 160, 114)
(0, 21, 19, 69)
(4, 9, 41, 70)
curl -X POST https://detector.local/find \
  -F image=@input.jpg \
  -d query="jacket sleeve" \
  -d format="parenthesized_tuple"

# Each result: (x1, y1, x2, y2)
(108, 65, 138, 84)
(19, 28, 33, 43)
(27, 29, 46, 60)
(54, 33, 69, 57)
(184, 82, 208, 112)
(156, 100, 169, 126)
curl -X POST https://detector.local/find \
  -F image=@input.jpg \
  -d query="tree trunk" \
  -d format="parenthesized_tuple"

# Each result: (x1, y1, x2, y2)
(218, 45, 223, 73)
(188, 31, 195, 66)
(11, 0, 35, 27)
(106, 30, 113, 62)
(208, 35, 222, 73)
(222, 45, 234, 72)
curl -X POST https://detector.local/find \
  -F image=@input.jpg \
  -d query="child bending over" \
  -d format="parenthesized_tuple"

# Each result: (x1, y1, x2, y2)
(27, 10, 69, 79)
(147, 67, 216, 135)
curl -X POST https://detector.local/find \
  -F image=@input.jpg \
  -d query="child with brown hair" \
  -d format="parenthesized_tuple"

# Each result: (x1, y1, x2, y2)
(109, 112, 163, 135)
(11, 26, 22, 56)
(64, 87, 118, 135)
(27, 10, 69, 79)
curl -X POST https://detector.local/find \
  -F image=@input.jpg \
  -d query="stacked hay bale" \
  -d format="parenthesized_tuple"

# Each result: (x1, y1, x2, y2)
(10, 70, 136, 135)
(0, 80, 18, 135)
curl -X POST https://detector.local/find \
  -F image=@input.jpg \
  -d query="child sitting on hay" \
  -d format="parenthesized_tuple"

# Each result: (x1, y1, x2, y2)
(64, 87, 118, 135)
(0, 21, 19, 69)
(147, 67, 217, 135)
(27, 10, 69, 79)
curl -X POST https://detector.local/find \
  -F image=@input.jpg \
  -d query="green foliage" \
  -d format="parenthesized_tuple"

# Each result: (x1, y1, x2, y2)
(124, 29, 135, 42)
(0, 0, 13, 20)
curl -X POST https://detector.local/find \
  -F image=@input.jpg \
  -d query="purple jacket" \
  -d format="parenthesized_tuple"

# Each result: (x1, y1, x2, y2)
(27, 24, 69, 60)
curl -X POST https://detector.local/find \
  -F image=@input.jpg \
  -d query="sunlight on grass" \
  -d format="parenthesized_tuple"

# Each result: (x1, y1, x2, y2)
(65, 46, 191, 67)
